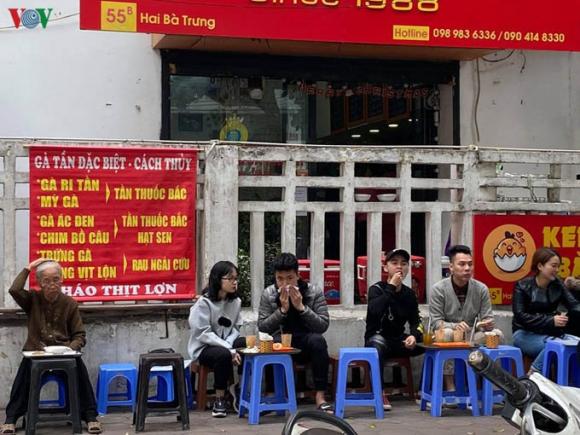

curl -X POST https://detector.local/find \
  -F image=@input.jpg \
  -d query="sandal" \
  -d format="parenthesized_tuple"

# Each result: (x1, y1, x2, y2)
(1, 424, 16, 434)
(317, 402, 335, 414)
(87, 421, 103, 434)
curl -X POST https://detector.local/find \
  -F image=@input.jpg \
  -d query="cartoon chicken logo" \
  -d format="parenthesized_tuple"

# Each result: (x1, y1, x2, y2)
(482, 223, 535, 283)
(493, 231, 527, 273)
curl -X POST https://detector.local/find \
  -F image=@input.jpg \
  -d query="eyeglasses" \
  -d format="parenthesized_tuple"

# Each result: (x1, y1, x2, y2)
(222, 277, 238, 282)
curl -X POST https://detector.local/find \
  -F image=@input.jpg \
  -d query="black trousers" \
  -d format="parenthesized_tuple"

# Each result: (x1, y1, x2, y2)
(366, 337, 425, 387)
(291, 333, 330, 392)
(4, 357, 98, 424)
(198, 337, 246, 391)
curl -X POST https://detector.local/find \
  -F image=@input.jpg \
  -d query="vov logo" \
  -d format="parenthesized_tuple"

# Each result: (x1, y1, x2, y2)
(8, 8, 53, 29)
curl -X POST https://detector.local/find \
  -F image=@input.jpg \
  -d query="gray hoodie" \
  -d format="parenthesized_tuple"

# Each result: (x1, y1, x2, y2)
(187, 295, 242, 361)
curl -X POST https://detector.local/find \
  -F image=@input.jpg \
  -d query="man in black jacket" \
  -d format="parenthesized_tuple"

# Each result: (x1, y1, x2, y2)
(364, 249, 424, 411)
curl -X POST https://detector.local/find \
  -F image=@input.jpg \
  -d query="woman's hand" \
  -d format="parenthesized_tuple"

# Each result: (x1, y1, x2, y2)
(232, 352, 242, 366)
(554, 314, 568, 327)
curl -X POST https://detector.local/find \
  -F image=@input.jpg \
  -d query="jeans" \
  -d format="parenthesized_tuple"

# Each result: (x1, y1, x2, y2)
(513, 330, 578, 372)
(513, 330, 549, 371)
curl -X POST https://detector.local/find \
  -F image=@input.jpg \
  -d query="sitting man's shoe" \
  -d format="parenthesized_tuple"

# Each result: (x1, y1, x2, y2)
(1, 423, 16, 434)
(317, 402, 334, 414)
(212, 397, 227, 418)
(382, 393, 392, 411)
(229, 383, 240, 413)
(87, 421, 103, 434)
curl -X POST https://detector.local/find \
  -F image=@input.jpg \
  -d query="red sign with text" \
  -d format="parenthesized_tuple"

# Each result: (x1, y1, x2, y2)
(473, 214, 580, 305)
(29, 146, 197, 302)
(80, 0, 580, 52)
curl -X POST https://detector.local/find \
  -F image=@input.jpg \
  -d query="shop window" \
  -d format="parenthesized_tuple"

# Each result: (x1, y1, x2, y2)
(170, 76, 308, 144)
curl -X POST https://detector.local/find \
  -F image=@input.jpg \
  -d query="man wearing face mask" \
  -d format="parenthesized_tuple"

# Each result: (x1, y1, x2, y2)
(1, 259, 102, 435)
(365, 249, 424, 411)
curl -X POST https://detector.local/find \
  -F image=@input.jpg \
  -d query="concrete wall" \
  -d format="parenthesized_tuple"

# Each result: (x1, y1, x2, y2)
(460, 51, 580, 201)
(0, 307, 514, 406)
(0, 0, 161, 140)
(460, 51, 580, 149)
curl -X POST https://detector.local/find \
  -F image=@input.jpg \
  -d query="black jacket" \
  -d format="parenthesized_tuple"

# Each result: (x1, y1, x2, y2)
(364, 281, 422, 342)
(512, 276, 580, 336)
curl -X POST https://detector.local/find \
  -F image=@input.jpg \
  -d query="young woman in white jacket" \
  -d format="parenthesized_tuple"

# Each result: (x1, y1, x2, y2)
(188, 261, 246, 418)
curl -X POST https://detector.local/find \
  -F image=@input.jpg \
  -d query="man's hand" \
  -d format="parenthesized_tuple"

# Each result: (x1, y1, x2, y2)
(554, 314, 568, 327)
(477, 318, 495, 331)
(279, 286, 290, 314)
(403, 335, 416, 349)
(388, 271, 403, 288)
(27, 258, 49, 271)
(232, 351, 242, 366)
(455, 321, 470, 332)
(288, 285, 305, 312)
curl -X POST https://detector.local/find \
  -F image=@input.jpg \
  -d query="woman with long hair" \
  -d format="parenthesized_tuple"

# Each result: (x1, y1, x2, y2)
(187, 261, 245, 418)
(512, 247, 580, 374)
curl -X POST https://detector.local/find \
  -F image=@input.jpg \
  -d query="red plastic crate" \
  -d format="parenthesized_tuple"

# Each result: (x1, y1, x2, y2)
(298, 259, 341, 305)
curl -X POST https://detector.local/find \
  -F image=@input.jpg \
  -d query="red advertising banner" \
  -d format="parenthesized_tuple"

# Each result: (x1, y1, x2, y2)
(473, 214, 580, 305)
(80, 0, 580, 52)
(29, 146, 197, 302)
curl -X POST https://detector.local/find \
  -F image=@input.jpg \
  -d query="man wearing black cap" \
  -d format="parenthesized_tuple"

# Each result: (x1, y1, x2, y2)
(364, 248, 424, 411)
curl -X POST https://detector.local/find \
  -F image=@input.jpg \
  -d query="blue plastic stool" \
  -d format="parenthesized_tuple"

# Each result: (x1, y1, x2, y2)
(334, 348, 384, 419)
(542, 339, 580, 386)
(145, 363, 195, 408)
(184, 362, 194, 410)
(40, 372, 67, 408)
(149, 365, 175, 401)
(238, 353, 297, 424)
(480, 345, 524, 416)
(419, 348, 480, 417)
(96, 363, 138, 415)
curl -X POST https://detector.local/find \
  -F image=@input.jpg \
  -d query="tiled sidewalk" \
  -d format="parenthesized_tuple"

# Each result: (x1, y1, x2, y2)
(2, 399, 515, 435)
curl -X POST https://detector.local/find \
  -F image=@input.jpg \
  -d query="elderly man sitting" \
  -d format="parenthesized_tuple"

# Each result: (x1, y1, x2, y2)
(1, 259, 102, 435)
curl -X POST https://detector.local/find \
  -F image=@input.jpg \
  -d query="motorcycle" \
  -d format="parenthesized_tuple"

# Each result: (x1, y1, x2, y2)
(468, 350, 580, 435)
(281, 410, 358, 435)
